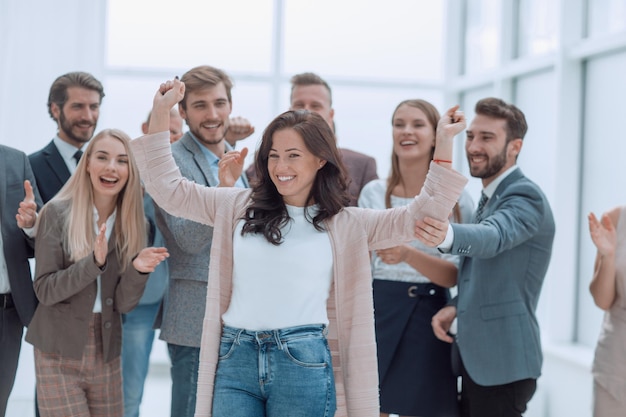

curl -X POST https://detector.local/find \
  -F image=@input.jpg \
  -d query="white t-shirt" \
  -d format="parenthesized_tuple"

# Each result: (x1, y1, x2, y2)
(223, 204, 333, 331)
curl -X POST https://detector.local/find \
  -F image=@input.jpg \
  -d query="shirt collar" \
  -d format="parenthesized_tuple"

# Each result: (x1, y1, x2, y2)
(53, 135, 84, 161)
(92, 206, 117, 241)
(482, 165, 519, 198)
(188, 132, 234, 165)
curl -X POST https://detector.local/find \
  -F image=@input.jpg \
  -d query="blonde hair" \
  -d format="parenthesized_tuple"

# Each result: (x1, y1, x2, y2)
(39, 129, 146, 270)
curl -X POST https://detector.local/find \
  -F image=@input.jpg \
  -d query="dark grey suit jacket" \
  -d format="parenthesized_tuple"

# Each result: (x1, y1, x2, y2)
(0, 145, 43, 326)
(155, 133, 248, 347)
(450, 168, 555, 386)
(29, 140, 71, 203)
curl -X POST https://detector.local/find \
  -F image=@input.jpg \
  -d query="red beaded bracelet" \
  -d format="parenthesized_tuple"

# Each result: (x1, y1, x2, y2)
(433, 159, 452, 164)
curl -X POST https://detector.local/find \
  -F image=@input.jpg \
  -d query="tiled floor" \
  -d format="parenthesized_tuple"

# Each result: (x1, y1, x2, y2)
(7, 336, 171, 417)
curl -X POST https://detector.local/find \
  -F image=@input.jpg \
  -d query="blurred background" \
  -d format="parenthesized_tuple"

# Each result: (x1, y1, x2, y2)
(3, 0, 626, 415)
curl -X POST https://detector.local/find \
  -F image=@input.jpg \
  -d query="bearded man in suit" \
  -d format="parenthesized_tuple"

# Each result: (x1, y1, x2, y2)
(29, 71, 104, 203)
(422, 97, 555, 417)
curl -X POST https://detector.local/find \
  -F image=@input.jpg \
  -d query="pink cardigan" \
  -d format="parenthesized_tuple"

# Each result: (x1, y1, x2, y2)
(131, 132, 468, 417)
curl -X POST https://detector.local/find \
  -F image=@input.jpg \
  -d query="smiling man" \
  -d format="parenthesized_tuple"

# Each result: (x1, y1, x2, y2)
(426, 98, 555, 417)
(153, 65, 252, 417)
(29, 72, 105, 203)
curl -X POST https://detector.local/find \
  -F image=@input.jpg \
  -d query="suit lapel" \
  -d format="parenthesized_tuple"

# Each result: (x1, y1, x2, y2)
(44, 141, 71, 184)
(486, 168, 525, 216)
(180, 134, 219, 187)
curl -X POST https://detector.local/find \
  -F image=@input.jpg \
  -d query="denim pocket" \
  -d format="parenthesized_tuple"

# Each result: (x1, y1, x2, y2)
(218, 338, 237, 360)
(282, 336, 328, 368)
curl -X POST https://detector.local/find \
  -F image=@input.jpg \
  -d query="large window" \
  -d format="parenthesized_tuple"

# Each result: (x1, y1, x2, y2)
(587, 0, 626, 37)
(578, 51, 626, 347)
(103, 0, 447, 173)
(463, 0, 501, 75)
(516, 0, 558, 58)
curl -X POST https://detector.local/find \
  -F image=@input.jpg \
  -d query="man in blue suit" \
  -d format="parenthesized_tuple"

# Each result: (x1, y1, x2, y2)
(0, 145, 42, 417)
(29, 72, 105, 203)
(427, 98, 555, 417)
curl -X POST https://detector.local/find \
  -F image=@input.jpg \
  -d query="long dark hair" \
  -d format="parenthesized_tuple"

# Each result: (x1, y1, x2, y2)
(242, 110, 350, 245)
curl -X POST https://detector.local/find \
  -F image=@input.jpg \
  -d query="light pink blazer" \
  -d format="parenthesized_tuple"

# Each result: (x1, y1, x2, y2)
(131, 132, 468, 417)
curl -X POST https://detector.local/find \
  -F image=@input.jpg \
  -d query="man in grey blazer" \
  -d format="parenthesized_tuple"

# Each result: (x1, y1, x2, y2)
(154, 65, 251, 417)
(0, 145, 42, 417)
(29, 72, 105, 203)
(427, 98, 555, 417)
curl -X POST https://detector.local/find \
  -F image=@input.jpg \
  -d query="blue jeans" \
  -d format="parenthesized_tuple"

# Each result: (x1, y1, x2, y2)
(168, 343, 200, 417)
(212, 325, 336, 417)
(121, 302, 161, 417)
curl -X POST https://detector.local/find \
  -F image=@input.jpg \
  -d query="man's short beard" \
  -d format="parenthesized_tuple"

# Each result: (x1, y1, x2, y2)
(469, 144, 507, 179)
(59, 109, 94, 144)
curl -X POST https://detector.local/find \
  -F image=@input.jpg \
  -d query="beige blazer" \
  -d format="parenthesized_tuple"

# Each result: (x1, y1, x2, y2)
(25, 200, 149, 362)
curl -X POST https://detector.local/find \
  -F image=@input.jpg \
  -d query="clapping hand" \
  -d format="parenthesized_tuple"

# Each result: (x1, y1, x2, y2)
(94, 223, 108, 267)
(16, 180, 37, 229)
(132, 247, 170, 273)
(218, 147, 249, 187)
(588, 212, 617, 257)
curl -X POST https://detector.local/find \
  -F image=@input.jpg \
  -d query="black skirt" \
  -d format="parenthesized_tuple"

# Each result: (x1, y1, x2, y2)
(373, 279, 459, 417)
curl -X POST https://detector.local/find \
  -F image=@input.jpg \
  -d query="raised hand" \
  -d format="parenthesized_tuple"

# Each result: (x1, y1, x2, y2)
(149, 78, 186, 134)
(437, 105, 466, 142)
(132, 247, 170, 273)
(16, 180, 38, 229)
(588, 212, 617, 257)
(154, 78, 185, 108)
(415, 216, 449, 247)
(225, 117, 255, 146)
(94, 223, 108, 267)
(218, 147, 249, 187)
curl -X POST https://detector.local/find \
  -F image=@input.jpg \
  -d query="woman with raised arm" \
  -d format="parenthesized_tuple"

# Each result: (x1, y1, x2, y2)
(131, 78, 467, 417)
(359, 99, 473, 417)
(25, 129, 169, 417)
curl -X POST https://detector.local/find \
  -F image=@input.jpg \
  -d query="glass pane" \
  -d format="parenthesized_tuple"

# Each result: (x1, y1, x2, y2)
(514, 71, 557, 329)
(513, 72, 557, 202)
(578, 51, 626, 347)
(98, 76, 165, 139)
(464, 0, 501, 74)
(587, 0, 626, 37)
(106, 0, 274, 73)
(283, 0, 445, 81)
(517, 0, 558, 57)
